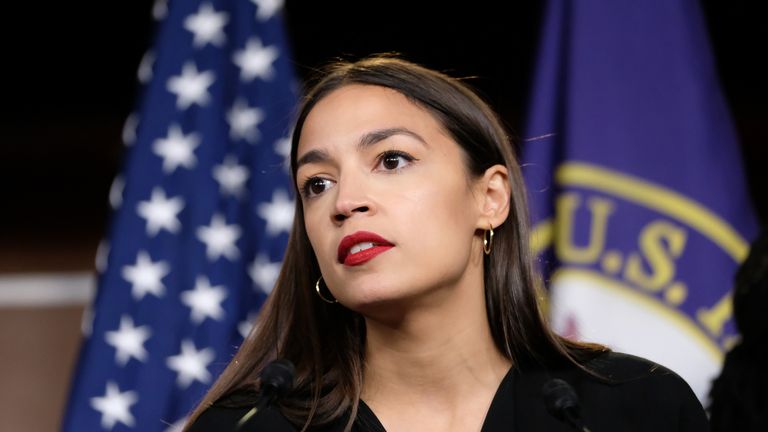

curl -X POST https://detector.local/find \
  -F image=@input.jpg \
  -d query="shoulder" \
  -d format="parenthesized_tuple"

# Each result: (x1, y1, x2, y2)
(582, 351, 699, 399)
(585, 350, 686, 382)
(579, 351, 708, 430)
(514, 351, 708, 431)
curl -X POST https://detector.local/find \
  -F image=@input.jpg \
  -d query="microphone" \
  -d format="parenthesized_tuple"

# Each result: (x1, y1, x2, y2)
(541, 378, 591, 432)
(236, 359, 296, 430)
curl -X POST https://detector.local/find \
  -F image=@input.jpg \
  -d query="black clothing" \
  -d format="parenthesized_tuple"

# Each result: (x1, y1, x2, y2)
(188, 352, 708, 431)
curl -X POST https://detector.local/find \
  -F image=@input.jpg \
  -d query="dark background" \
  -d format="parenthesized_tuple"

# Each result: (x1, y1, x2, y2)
(2, 1, 765, 270)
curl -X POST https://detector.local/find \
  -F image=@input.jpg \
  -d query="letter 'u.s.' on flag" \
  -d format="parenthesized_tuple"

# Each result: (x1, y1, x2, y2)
(523, 0, 759, 402)
(62, 0, 297, 430)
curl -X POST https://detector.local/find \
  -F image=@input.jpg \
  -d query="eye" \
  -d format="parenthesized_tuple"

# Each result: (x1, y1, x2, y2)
(377, 150, 415, 171)
(301, 177, 335, 198)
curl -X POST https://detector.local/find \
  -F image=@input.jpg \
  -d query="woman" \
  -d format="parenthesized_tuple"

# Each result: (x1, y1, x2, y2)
(186, 56, 706, 431)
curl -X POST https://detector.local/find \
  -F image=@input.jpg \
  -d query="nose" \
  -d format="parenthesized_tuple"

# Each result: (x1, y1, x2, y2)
(332, 175, 372, 224)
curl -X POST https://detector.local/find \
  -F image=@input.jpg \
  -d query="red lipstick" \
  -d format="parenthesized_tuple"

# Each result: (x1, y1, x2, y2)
(337, 231, 394, 266)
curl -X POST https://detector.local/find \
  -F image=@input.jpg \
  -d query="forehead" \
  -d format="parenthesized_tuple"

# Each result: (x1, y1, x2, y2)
(298, 85, 445, 151)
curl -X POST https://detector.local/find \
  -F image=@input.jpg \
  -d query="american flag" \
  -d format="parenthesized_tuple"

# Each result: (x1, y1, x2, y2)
(63, 0, 296, 430)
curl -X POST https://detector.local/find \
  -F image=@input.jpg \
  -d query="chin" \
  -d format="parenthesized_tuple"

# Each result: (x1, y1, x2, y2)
(342, 285, 435, 325)
(344, 285, 396, 306)
(340, 283, 405, 313)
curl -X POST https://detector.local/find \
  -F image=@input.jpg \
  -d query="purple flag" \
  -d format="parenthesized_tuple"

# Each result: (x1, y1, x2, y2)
(523, 0, 759, 401)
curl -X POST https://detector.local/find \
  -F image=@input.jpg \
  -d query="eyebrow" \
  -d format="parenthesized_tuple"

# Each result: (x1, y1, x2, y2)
(295, 127, 427, 170)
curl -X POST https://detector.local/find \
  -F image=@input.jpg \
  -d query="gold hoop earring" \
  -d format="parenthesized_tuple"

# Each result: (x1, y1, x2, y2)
(315, 276, 337, 304)
(483, 223, 494, 255)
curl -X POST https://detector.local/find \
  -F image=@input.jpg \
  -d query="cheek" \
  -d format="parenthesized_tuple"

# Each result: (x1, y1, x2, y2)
(303, 205, 331, 264)
(397, 180, 477, 247)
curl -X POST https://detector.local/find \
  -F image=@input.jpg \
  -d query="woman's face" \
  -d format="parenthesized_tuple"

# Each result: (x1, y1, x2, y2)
(296, 85, 487, 314)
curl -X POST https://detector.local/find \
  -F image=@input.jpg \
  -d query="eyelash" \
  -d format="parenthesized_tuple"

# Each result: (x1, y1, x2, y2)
(299, 150, 417, 199)
(377, 149, 416, 172)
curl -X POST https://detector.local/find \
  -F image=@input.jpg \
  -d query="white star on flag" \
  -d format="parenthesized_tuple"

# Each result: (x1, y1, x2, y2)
(274, 135, 291, 160)
(213, 156, 250, 197)
(233, 38, 278, 81)
(121, 250, 170, 300)
(227, 99, 264, 143)
(153, 124, 200, 173)
(164, 417, 188, 432)
(181, 276, 228, 324)
(105, 315, 152, 366)
(257, 189, 294, 236)
(152, 0, 168, 20)
(109, 175, 125, 209)
(90, 381, 138, 429)
(251, 0, 284, 21)
(196, 214, 242, 261)
(238, 312, 259, 339)
(137, 187, 185, 236)
(137, 51, 155, 84)
(167, 62, 215, 109)
(166, 339, 215, 389)
(81, 303, 94, 337)
(122, 113, 139, 146)
(273, 135, 292, 172)
(95, 240, 110, 274)
(184, 2, 229, 48)
(248, 254, 281, 294)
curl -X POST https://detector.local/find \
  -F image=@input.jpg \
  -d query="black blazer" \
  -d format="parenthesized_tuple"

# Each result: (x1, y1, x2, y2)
(188, 352, 708, 431)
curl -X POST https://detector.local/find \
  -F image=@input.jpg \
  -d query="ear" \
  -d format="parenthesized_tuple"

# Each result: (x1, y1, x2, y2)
(474, 164, 510, 229)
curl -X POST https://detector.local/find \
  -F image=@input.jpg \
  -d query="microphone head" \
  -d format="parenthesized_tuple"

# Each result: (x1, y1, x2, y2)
(260, 359, 296, 398)
(542, 378, 580, 423)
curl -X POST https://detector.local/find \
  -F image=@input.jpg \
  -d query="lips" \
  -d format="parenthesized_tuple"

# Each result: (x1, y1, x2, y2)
(337, 231, 394, 266)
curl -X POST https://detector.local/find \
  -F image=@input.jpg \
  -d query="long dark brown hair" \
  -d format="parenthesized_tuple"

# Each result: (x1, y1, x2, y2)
(186, 55, 605, 430)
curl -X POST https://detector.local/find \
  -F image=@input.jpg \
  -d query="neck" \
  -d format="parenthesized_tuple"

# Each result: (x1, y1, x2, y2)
(360, 277, 511, 406)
